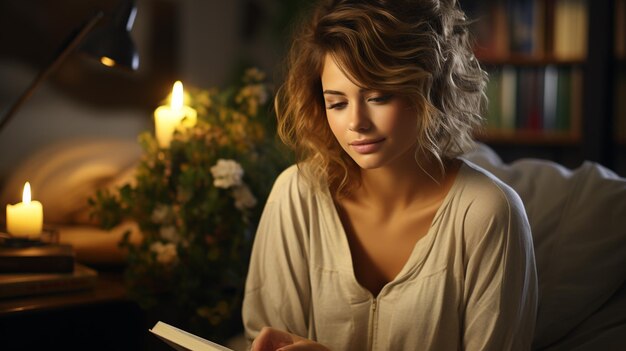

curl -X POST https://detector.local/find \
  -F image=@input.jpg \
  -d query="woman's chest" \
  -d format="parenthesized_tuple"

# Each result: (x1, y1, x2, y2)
(341, 206, 438, 295)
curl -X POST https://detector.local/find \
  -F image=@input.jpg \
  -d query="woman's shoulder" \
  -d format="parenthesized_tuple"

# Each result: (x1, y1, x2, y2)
(459, 159, 523, 202)
(455, 159, 528, 223)
(272, 164, 300, 186)
(267, 163, 324, 204)
(259, 164, 330, 237)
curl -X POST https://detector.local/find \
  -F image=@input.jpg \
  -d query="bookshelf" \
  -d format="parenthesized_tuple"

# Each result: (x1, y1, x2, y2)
(465, 0, 619, 172)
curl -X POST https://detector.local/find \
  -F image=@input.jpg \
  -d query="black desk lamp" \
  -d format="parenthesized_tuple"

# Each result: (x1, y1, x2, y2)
(0, 0, 140, 133)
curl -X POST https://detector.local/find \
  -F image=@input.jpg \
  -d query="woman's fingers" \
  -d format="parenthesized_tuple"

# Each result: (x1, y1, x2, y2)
(252, 327, 296, 351)
(252, 327, 330, 351)
(277, 340, 331, 351)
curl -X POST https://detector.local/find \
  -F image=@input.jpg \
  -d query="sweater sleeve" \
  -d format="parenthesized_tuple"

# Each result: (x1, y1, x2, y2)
(242, 167, 312, 345)
(462, 184, 538, 351)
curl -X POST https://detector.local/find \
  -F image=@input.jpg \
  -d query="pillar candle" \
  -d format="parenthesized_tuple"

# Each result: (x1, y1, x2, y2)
(6, 182, 43, 238)
(154, 81, 197, 147)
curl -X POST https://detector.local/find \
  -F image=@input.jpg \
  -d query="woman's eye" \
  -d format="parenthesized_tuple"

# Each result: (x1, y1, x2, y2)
(367, 95, 393, 103)
(327, 102, 347, 110)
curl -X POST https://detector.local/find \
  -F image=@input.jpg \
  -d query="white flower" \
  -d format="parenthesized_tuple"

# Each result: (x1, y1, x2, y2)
(210, 159, 244, 189)
(160, 225, 181, 243)
(232, 185, 257, 210)
(150, 242, 178, 266)
(151, 204, 171, 224)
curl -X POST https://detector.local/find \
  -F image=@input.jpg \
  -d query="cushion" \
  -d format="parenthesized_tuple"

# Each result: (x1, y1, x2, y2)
(0, 138, 142, 266)
(0, 138, 140, 225)
(463, 143, 626, 349)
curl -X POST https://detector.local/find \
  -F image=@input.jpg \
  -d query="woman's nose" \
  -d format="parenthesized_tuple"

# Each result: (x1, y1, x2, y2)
(347, 102, 371, 132)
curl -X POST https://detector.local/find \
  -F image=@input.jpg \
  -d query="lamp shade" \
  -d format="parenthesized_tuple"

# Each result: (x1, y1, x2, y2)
(79, 0, 139, 71)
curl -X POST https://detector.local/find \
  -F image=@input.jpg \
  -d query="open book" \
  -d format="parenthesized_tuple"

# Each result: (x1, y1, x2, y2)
(149, 321, 234, 351)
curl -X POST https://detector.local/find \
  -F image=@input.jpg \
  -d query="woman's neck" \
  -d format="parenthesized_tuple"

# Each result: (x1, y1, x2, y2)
(354, 152, 459, 214)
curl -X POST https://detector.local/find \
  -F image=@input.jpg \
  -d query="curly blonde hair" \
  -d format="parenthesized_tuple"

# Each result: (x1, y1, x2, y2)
(275, 0, 487, 196)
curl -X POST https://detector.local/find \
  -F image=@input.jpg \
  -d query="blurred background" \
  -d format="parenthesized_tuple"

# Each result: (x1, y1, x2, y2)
(0, 0, 624, 188)
(0, 0, 308, 187)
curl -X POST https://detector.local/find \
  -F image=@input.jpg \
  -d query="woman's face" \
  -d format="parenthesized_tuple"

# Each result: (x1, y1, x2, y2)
(321, 54, 419, 170)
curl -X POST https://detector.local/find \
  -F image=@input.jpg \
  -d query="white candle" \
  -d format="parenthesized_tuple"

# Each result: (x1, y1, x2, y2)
(6, 182, 43, 238)
(154, 81, 197, 147)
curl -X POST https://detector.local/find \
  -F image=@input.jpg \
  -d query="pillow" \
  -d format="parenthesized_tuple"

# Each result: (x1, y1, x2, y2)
(0, 138, 143, 266)
(0, 137, 140, 225)
(463, 143, 626, 349)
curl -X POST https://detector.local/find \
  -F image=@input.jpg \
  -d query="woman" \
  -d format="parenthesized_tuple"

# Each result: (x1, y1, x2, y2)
(243, 0, 537, 350)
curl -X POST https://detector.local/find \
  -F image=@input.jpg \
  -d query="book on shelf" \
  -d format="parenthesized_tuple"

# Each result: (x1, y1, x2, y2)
(543, 65, 559, 130)
(569, 67, 583, 134)
(150, 321, 234, 351)
(515, 67, 533, 129)
(0, 244, 75, 273)
(553, 0, 588, 61)
(526, 67, 544, 130)
(0, 263, 97, 299)
(508, 0, 544, 57)
(555, 66, 572, 131)
(483, 65, 581, 136)
(469, 0, 588, 62)
(467, 0, 510, 60)
(485, 68, 502, 129)
(500, 65, 518, 130)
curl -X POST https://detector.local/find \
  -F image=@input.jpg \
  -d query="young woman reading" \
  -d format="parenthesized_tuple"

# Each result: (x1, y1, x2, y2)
(242, 1, 538, 350)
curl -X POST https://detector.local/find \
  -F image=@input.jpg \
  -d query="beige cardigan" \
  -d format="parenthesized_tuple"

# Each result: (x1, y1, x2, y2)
(243, 161, 537, 350)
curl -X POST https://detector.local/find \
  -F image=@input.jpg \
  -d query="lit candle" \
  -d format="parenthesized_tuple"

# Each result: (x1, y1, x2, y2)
(154, 81, 198, 147)
(6, 182, 43, 238)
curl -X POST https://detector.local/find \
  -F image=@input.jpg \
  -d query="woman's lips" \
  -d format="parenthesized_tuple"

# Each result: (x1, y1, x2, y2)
(349, 138, 385, 154)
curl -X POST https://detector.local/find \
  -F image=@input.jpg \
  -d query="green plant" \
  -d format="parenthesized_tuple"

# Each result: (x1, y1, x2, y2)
(89, 68, 289, 341)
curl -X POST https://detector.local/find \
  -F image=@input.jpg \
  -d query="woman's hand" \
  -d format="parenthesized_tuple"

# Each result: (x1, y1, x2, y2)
(251, 327, 331, 351)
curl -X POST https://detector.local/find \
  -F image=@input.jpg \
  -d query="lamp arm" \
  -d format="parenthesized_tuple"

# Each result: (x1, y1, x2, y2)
(0, 11, 105, 133)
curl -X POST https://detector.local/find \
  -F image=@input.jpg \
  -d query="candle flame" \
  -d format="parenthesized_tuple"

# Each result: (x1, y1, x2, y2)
(171, 81, 184, 110)
(22, 182, 32, 204)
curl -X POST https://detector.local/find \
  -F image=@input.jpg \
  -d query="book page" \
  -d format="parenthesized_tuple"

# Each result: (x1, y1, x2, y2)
(150, 321, 234, 351)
